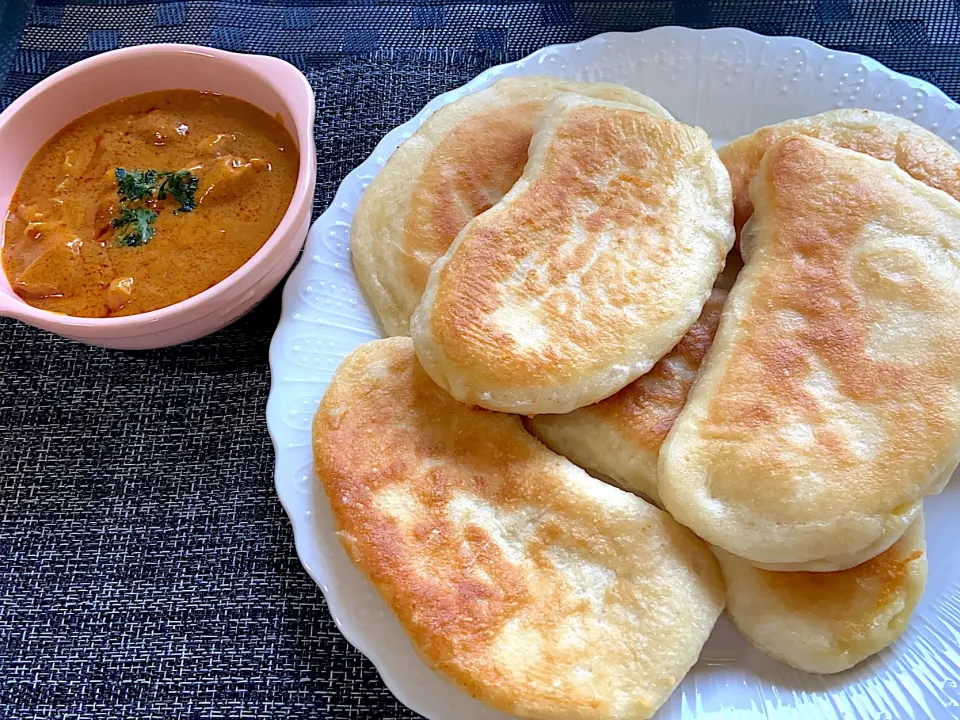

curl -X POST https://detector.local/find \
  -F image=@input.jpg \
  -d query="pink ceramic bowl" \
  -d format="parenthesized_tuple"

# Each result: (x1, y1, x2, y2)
(0, 44, 316, 349)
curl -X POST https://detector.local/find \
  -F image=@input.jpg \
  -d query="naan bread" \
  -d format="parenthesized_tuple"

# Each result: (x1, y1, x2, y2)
(351, 76, 673, 336)
(412, 94, 734, 414)
(526, 289, 726, 508)
(719, 108, 960, 235)
(313, 337, 725, 720)
(714, 514, 927, 674)
(660, 136, 960, 571)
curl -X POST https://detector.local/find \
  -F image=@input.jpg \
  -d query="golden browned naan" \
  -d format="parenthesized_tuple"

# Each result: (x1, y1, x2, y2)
(719, 108, 960, 235)
(313, 337, 725, 720)
(715, 514, 927, 674)
(660, 135, 960, 571)
(526, 289, 726, 507)
(412, 93, 734, 415)
(351, 76, 673, 335)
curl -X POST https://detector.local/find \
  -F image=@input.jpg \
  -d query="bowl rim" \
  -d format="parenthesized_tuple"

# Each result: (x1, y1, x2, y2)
(0, 43, 316, 329)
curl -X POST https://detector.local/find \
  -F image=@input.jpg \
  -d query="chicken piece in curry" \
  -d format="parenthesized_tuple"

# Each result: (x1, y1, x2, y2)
(2, 90, 298, 317)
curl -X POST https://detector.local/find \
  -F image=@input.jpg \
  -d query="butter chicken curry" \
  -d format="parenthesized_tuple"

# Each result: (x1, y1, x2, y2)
(2, 90, 298, 317)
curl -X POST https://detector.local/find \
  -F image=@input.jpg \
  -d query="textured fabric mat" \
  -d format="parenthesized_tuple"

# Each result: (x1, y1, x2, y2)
(3, 2, 960, 719)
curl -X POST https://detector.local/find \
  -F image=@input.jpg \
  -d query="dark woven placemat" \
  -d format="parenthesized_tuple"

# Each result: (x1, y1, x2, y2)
(2, 2, 960, 719)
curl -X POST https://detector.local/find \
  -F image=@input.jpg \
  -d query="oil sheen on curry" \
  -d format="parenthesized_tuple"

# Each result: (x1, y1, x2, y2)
(1, 90, 298, 317)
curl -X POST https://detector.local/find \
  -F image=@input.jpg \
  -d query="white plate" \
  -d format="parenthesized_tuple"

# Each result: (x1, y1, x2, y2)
(267, 26, 960, 719)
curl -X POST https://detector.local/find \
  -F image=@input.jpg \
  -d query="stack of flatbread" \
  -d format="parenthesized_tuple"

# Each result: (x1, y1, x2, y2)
(313, 75, 959, 719)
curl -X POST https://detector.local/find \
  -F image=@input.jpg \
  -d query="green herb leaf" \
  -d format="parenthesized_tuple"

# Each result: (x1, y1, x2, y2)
(156, 170, 199, 213)
(112, 207, 158, 247)
(115, 168, 159, 202)
(111, 167, 199, 248)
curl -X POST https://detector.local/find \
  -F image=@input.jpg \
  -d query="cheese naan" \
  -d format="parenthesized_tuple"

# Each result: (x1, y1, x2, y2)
(351, 76, 672, 335)
(660, 136, 960, 571)
(313, 337, 725, 720)
(719, 108, 960, 235)
(715, 514, 926, 674)
(412, 93, 734, 414)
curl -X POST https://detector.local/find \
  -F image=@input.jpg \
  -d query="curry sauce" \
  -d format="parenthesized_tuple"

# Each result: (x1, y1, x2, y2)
(2, 90, 298, 317)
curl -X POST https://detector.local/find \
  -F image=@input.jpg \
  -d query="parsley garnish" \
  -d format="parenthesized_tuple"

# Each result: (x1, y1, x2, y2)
(115, 168, 159, 203)
(112, 207, 158, 247)
(156, 170, 199, 213)
(111, 167, 198, 247)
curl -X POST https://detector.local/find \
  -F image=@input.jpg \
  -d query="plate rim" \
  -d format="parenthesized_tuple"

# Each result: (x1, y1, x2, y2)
(266, 24, 960, 719)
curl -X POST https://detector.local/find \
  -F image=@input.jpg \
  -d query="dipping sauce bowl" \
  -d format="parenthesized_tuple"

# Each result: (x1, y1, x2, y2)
(0, 44, 316, 349)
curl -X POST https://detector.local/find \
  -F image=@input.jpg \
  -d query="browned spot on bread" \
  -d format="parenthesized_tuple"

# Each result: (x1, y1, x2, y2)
(591, 290, 726, 453)
(525, 289, 727, 507)
(758, 532, 925, 620)
(714, 515, 927, 673)
(404, 108, 537, 292)
(719, 108, 960, 235)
